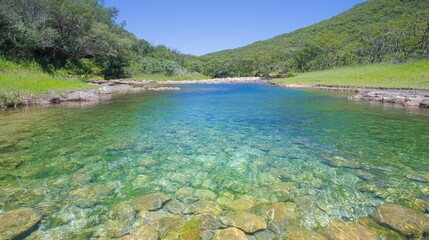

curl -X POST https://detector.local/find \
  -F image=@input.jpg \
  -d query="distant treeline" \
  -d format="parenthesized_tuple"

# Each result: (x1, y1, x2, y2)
(0, 0, 197, 79)
(192, 0, 429, 78)
(0, 0, 428, 80)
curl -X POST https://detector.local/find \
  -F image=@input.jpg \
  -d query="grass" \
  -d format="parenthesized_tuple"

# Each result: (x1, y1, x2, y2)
(0, 58, 92, 107)
(271, 61, 429, 90)
(130, 73, 211, 81)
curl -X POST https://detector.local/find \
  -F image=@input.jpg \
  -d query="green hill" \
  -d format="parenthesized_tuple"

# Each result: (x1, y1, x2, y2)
(196, 0, 429, 77)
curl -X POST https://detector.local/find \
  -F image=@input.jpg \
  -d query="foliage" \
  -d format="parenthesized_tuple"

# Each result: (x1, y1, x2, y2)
(271, 61, 429, 90)
(198, 0, 429, 77)
(131, 73, 210, 81)
(0, 0, 199, 80)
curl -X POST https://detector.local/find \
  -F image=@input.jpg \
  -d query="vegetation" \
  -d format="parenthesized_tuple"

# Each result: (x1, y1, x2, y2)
(196, 0, 429, 78)
(131, 74, 210, 81)
(1, 0, 428, 100)
(0, 58, 92, 107)
(271, 61, 429, 90)
(0, 0, 201, 80)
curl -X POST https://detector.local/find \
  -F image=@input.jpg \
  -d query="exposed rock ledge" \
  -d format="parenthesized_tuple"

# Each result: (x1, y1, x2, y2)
(273, 83, 429, 109)
(21, 82, 180, 107)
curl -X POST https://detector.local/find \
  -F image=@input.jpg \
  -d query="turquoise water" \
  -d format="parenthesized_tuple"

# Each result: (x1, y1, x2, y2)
(0, 84, 428, 239)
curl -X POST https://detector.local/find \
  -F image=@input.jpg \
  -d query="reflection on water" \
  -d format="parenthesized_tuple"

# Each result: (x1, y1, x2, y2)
(0, 84, 428, 239)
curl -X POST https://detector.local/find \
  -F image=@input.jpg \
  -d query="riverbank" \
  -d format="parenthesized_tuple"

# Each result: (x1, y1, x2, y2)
(272, 82, 429, 109)
(271, 61, 429, 90)
(271, 61, 429, 109)
(0, 77, 269, 108)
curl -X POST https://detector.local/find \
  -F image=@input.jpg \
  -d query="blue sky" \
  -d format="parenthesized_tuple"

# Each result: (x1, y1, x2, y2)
(104, 0, 366, 56)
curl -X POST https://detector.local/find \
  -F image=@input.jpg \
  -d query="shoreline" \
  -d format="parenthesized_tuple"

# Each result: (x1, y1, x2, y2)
(1, 77, 269, 109)
(271, 83, 429, 109)
(3, 78, 429, 109)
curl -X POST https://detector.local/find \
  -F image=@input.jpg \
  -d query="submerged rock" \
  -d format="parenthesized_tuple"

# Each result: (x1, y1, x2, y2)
(324, 156, 361, 169)
(69, 183, 116, 208)
(121, 225, 159, 240)
(133, 193, 171, 211)
(0, 208, 41, 239)
(175, 187, 199, 204)
(163, 219, 201, 240)
(226, 212, 267, 234)
(254, 202, 299, 233)
(371, 203, 429, 238)
(324, 220, 378, 240)
(285, 226, 327, 240)
(213, 227, 246, 240)
(191, 200, 223, 215)
(196, 214, 225, 230)
(217, 195, 257, 211)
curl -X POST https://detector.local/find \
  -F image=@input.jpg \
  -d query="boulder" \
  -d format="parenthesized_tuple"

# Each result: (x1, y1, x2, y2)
(324, 220, 378, 240)
(133, 193, 171, 212)
(371, 203, 429, 238)
(0, 209, 41, 239)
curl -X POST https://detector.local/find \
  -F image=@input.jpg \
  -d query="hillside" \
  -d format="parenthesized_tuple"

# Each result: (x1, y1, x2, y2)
(197, 0, 429, 77)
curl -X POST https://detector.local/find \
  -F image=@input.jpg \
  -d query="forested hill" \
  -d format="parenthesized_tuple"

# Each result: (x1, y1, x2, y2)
(0, 0, 197, 79)
(196, 0, 429, 77)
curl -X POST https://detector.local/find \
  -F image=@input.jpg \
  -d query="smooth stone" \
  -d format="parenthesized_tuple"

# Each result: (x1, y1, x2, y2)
(227, 212, 267, 234)
(284, 226, 327, 240)
(133, 193, 171, 211)
(197, 214, 225, 230)
(163, 219, 201, 240)
(104, 220, 130, 238)
(69, 183, 115, 208)
(213, 227, 246, 240)
(0, 208, 41, 240)
(371, 203, 429, 238)
(122, 225, 158, 240)
(254, 230, 277, 240)
(165, 199, 186, 214)
(254, 202, 299, 233)
(195, 189, 217, 201)
(324, 220, 378, 240)
(110, 201, 136, 223)
(176, 187, 199, 204)
(192, 200, 223, 215)
(217, 195, 257, 211)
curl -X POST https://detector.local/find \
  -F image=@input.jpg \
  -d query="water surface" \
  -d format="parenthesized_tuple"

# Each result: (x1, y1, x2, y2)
(0, 84, 428, 239)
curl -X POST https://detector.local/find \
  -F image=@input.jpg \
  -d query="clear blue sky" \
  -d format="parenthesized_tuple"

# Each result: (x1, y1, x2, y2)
(104, 0, 366, 56)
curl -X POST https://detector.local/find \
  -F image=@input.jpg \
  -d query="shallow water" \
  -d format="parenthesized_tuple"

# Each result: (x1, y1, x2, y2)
(0, 84, 428, 239)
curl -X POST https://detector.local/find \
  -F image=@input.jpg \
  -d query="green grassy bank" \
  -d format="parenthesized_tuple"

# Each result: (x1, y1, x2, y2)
(272, 61, 429, 90)
(0, 59, 92, 107)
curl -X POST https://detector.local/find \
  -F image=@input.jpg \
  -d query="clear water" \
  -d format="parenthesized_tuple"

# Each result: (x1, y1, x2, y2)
(0, 84, 428, 238)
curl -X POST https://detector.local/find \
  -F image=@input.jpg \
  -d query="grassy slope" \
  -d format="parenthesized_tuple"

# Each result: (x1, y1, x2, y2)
(131, 73, 210, 81)
(0, 59, 92, 107)
(202, 0, 429, 65)
(271, 61, 429, 90)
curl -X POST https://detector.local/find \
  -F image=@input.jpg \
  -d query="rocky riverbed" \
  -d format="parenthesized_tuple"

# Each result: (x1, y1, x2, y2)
(273, 83, 429, 109)
(1, 190, 428, 239)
